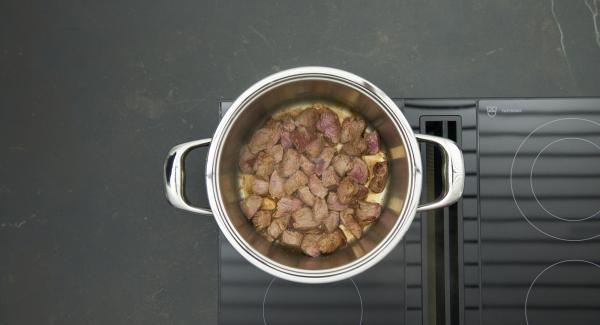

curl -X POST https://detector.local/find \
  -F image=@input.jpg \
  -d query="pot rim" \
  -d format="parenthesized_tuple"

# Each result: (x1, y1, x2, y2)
(206, 66, 423, 283)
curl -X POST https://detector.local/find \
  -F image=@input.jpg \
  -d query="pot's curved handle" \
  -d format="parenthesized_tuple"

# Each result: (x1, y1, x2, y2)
(164, 139, 212, 215)
(415, 134, 465, 212)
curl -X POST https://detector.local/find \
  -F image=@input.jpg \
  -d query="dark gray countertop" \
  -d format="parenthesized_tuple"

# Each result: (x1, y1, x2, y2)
(1, 0, 599, 324)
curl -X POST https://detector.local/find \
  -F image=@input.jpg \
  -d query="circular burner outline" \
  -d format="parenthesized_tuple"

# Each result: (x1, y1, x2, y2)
(529, 137, 600, 222)
(262, 277, 364, 325)
(510, 117, 600, 241)
(525, 259, 600, 325)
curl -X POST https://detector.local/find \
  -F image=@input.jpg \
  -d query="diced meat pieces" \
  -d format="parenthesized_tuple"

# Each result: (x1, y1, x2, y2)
(252, 210, 272, 230)
(251, 177, 269, 195)
(342, 137, 367, 156)
(313, 197, 329, 222)
(279, 148, 301, 177)
(300, 155, 315, 175)
(316, 108, 341, 143)
(313, 147, 336, 175)
(331, 154, 353, 177)
(364, 131, 380, 155)
(295, 107, 319, 130)
(248, 127, 280, 154)
(318, 230, 345, 254)
(267, 144, 284, 163)
(369, 161, 388, 193)
(292, 207, 320, 230)
(269, 171, 285, 199)
(267, 216, 289, 239)
(323, 211, 340, 233)
(241, 105, 388, 257)
(290, 126, 314, 153)
(340, 117, 366, 143)
(355, 201, 382, 223)
(327, 192, 349, 211)
(240, 195, 263, 219)
(275, 196, 303, 218)
(254, 151, 275, 180)
(337, 177, 358, 204)
(301, 233, 321, 257)
(321, 166, 340, 189)
(340, 208, 362, 239)
(239, 145, 256, 174)
(347, 157, 368, 184)
(308, 174, 328, 198)
(305, 136, 323, 158)
(281, 230, 303, 248)
(283, 170, 308, 195)
(280, 131, 293, 149)
(297, 186, 315, 207)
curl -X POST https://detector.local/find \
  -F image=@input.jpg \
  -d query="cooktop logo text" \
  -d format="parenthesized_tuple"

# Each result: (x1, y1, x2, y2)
(486, 105, 523, 117)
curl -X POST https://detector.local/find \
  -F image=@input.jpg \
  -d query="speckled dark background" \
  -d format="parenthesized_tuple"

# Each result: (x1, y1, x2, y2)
(1, 0, 599, 324)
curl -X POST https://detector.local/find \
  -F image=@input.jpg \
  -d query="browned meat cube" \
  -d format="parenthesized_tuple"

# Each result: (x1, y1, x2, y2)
(295, 107, 319, 130)
(267, 215, 289, 239)
(279, 148, 301, 177)
(292, 207, 320, 230)
(248, 127, 280, 154)
(275, 196, 303, 218)
(269, 170, 285, 199)
(364, 131, 380, 155)
(337, 177, 358, 204)
(340, 116, 366, 143)
(290, 126, 315, 153)
(318, 230, 345, 254)
(297, 186, 315, 206)
(305, 135, 324, 158)
(308, 174, 328, 198)
(340, 208, 362, 239)
(316, 107, 341, 144)
(342, 137, 367, 156)
(331, 154, 353, 177)
(321, 166, 340, 189)
(356, 201, 382, 223)
(300, 154, 316, 175)
(252, 210, 272, 230)
(313, 197, 329, 222)
(323, 211, 340, 233)
(280, 114, 296, 132)
(355, 184, 369, 200)
(313, 147, 336, 175)
(284, 170, 308, 195)
(301, 233, 322, 257)
(326, 192, 349, 211)
(239, 145, 257, 174)
(280, 131, 293, 149)
(267, 144, 284, 163)
(369, 161, 388, 193)
(254, 151, 275, 180)
(281, 230, 303, 248)
(240, 195, 263, 219)
(251, 177, 269, 195)
(347, 157, 368, 184)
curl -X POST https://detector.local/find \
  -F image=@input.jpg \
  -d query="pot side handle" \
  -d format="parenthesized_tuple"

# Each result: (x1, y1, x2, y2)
(164, 139, 213, 215)
(415, 134, 465, 212)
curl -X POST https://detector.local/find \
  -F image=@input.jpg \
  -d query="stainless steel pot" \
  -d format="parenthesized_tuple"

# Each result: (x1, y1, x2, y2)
(164, 67, 464, 283)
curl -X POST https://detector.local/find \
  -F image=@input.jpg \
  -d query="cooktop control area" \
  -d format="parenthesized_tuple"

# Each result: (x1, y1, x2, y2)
(217, 98, 600, 325)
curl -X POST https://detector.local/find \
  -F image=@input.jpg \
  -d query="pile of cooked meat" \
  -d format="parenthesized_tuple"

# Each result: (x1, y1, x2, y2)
(238, 104, 389, 257)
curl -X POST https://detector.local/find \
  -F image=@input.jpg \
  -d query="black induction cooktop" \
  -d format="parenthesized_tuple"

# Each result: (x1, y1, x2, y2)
(217, 98, 600, 325)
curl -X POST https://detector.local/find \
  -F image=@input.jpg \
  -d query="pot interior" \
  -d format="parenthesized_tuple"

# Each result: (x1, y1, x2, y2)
(215, 77, 411, 271)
